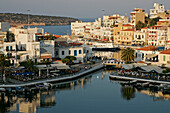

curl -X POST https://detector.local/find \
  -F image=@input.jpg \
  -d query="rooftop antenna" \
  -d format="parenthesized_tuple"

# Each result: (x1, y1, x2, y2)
(102, 10, 105, 17)
(27, 9, 30, 28)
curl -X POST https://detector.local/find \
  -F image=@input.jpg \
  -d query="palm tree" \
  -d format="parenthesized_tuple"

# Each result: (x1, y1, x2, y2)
(121, 47, 135, 64)
(21, 59, 38, 73)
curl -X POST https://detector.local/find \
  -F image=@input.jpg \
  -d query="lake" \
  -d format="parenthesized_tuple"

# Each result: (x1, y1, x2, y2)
(2, 69, 170, 113)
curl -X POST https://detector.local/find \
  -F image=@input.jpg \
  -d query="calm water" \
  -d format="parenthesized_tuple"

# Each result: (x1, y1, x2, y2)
(25, 25, 71, 35)
(1, 69, 169, 113)
(25, 18, 96, 35)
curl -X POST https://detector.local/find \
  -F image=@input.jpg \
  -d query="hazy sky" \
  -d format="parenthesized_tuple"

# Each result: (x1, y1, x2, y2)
(0, 0, 169, 19)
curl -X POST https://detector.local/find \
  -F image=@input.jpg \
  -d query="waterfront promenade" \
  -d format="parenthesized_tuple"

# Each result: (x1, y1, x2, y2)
(0, 62, 104, 88)
(109, 73, 170, 85)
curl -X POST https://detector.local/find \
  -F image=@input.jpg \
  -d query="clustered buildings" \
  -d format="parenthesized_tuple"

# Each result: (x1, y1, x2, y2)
(0, 25, 92, 66)
(71, 3, 170, 67)
(71, 3, 170, 47)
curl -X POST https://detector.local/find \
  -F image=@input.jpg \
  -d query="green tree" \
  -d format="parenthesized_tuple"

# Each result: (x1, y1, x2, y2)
(121, 86, 135, 101)
(121, 47, 135, 64)
(62, 58, 70, 64)
(149, 17, 162, 26)
(162, 68, 170, 73)
(20, 59, 38, 73)
(6, 31, 15, 42)
(0, 54, 10, 83)
(62, 56, 77, 64)
(136, 21, 147, 30)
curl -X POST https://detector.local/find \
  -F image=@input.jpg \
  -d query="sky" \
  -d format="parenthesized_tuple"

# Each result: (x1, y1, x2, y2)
(0, 0, 170, 19)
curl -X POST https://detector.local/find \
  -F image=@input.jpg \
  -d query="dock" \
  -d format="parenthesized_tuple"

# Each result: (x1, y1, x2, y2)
(109, 74, 170, 85)
(0, 63, 104, 88)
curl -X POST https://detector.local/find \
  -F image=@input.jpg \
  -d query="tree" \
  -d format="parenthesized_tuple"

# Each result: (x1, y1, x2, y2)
(162, 68, 170, 73)
(149, 17, 162, 26)
(62, 56, 77, 64)
(0, 54, 10, 83)
(136, 21, 147, 30)
(20, 59, 38, 73)
(121, 47, 135, 64)
(6, 31, 15, 42)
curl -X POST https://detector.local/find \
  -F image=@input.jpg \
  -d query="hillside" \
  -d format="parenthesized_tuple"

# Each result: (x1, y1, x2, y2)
(0, 13, 79, 26)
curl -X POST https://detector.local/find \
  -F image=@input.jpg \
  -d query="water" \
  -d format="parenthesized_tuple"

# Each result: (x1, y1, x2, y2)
(24, 18, 96, 35)
(1, 69, 170, 113)
(25, 25, 71, 35)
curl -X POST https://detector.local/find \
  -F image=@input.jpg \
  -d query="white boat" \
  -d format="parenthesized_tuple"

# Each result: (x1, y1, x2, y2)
(103, 59, 125, 66)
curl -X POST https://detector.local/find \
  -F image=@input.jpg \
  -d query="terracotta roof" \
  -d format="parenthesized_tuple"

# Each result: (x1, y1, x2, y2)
(54, 35, 61, 38)
(141, 27, 148, 29)
(123, 24, 133, 27)
(55, 41, 69, 47)
(69, 42, 83, 46)
(160, 48, 170, 55)
(150, 25, 162, 28)
(85, 28, 90, 30)
(122, 29, 135, 31)
(41, 55, 52, 59)
(108, 16, 120, 19)
(136, 46, 157, 51)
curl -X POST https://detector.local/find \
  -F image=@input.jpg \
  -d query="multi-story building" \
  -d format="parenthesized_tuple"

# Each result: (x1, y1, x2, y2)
(159, 48, 170, 67)
(71, 21, 93, 37)
(166, 27, 170, 48)
(103, 14, 129, 27)
(0, 32, 6, 54)
(150, 3, 165, 19)
(130, 8, 145, 26)
(133, 27, 148, 46)
(3, 27, 42, 65)
(114, 29, 134, 45)
(0, 22, 10, 32)
(147, 25, 168, 46)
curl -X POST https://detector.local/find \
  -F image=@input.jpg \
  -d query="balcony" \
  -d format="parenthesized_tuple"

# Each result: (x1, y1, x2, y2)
(6, 49, 15, 52)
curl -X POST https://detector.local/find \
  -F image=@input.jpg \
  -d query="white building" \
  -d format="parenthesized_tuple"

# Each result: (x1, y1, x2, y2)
(103, 14, 129, 27)
(135, 46, 159, 62)
(3, 27, 43, 65)
(40, 40, 55, 57)
(0, 22, 10, 32)
(150, 3, 165, 19)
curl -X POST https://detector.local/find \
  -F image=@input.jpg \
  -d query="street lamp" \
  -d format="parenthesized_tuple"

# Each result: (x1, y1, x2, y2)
(28, 10, 30, 28)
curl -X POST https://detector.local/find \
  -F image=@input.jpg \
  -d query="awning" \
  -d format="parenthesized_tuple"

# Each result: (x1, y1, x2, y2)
(12, 72, 35, 76)
(145, 54, 158, 58)
(139, 66, 163, 74)
(57, 65, 70, 70)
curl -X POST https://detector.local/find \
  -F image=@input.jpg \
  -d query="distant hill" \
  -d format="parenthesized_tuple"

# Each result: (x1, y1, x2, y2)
(0, 13, 79, 26)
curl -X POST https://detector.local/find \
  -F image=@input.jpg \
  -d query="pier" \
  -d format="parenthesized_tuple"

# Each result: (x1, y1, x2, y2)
(0, 63, 104, 88)
(109, 74, 170, 85)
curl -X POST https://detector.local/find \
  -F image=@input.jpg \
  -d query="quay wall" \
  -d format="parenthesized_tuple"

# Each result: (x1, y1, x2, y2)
(0, 63, 104, 88)
(109, 74, 170, 85)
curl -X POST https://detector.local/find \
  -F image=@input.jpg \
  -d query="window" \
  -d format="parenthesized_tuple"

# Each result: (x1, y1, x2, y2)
(163, 56, 166, 61)
(10, 46, 12, 50)
(79, 50, 82, 54)
(69, 50, 71, 54)
(62, 51, 64, 55)
(6, 46, 9, 51)
(74, 50, 77, 56)
(83, 49, 85, 54)
(56, 51, 58, 55)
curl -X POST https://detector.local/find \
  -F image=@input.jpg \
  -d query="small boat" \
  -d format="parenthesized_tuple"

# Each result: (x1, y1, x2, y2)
(0, 88, 6, 92)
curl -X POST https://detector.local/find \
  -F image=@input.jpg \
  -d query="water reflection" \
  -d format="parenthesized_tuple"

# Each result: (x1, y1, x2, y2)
(121, 86, 135, 101)
(0, 75, 92, 113)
